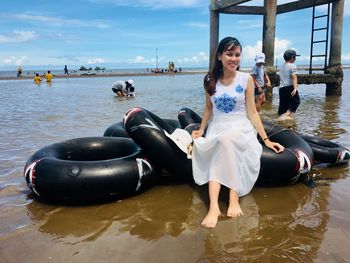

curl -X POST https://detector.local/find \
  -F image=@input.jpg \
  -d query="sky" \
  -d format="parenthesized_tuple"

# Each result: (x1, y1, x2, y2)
(0, 0, 349, 70)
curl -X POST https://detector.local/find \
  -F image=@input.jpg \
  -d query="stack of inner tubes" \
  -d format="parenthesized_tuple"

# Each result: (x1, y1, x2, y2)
(24, 106, 349, 203)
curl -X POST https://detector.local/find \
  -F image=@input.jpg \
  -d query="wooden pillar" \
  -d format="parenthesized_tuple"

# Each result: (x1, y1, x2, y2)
(329, 0, 344, 66)
(209, 10, 219, 71)
(262, 0, 277, 67)
(326, 0, 344, 96)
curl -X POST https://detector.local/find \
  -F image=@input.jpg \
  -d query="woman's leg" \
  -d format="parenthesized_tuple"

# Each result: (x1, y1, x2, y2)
(202, 181, 222, 228)
(227, 189, 243, 217)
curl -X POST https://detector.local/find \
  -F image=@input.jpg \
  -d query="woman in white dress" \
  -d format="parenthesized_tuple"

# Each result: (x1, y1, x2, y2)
(192, 37, 284, 228)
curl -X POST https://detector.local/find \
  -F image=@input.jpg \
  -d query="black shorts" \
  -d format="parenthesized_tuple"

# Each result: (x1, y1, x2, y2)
(278, 85, 300, 115)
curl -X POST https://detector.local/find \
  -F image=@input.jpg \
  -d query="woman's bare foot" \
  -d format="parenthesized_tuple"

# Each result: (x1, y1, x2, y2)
(201, 205, 221, 228)
(227, 189, 243, 217)
(227, 202, 243, 217)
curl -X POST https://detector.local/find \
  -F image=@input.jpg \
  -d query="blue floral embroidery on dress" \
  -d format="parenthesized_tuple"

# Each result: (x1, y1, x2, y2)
(214, 93, 237, 113)
(235, 84, 244, 93)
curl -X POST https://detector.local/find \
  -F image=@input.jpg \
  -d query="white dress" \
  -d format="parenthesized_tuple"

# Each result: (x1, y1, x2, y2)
(192, 71, 263, 197)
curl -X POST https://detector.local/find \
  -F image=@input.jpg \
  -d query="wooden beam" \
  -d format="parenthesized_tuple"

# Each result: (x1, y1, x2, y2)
(220, 6, 264, 15)
(214, 0, 338, 15)
(210, 0, 252, 11)
(277, 0, 337, 14)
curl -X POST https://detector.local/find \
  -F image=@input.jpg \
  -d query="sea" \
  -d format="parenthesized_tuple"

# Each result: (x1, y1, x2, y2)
(0, 69, 350, 262)
(0, 66, 207, 78)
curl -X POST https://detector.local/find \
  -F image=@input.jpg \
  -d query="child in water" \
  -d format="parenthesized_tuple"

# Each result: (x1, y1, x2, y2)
(34, 73, 42, 84)
(251, 53, 271, 112)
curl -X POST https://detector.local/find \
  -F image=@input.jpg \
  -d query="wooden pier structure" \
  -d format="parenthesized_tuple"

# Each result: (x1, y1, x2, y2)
(209, 0, 345, 95)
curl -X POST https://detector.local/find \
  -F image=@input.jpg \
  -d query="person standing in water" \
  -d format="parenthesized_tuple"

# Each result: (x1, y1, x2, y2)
(33, 73, 42, 84)
(44, 70, 53, 82)
(191, 37, 284, 228)
(277, 49, 300, 120)
(251, 52, 271, 112)
(64, 65, 69, 75)
(17, 66, 22, 77)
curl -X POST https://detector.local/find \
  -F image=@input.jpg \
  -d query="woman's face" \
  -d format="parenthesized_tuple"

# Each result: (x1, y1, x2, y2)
(218, 45, 241, 72)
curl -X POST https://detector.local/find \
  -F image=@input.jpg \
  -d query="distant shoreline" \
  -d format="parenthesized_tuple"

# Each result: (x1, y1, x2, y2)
(0, 70, 209, 81)
(1, 64, 349, 81)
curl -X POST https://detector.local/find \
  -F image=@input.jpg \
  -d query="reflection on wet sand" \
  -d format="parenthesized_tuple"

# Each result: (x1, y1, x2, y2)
(25, 185, 195, 241)
(196, 184, 330, 262)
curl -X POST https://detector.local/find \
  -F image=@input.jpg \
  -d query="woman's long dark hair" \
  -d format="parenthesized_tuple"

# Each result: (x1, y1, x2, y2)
(204, 37, 242, 96)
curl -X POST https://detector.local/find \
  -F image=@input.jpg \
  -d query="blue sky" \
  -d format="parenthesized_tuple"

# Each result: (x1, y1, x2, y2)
(0, 0, 349, 70)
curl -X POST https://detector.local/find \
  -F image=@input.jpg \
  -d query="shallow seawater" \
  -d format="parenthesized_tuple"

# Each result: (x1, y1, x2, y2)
(0, 71, 350, 262)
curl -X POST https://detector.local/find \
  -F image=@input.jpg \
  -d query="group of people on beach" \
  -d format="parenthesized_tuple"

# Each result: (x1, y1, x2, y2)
(184, 36, 300, 228)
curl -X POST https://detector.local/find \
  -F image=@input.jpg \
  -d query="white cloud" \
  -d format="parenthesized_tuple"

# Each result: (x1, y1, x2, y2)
(237, 19, 262, 29)
(274, 38, 293, 58)
(345, 0, 350, 16)
(128, 55, 165, 65)
(0, 30, 37, 44)
(89, 0, 204, 9)
(10, 13, 110, 28)
(134, 56, 147, 63)
(3, 55, 28, 65)
(183, 22, 209, 29)
(242, 41, 263, 61)
(241, 38, 292, 65)
(128, 56, 148, 64)
(342, 52, 350, 60)
(87, 58, 105, 64)
(178, 51, 209, 64)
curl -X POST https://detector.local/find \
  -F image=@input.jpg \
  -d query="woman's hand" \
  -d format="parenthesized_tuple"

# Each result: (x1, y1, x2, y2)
(291, 88, 298, 97)
(192, 129, 204, 139)
(264, 139, 284, 153)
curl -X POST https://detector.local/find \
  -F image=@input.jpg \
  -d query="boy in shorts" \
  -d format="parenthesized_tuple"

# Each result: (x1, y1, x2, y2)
(277, 49, 300, 120)
(251, 53, 271, 112)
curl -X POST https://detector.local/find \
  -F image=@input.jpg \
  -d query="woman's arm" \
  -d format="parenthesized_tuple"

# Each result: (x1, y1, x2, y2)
(246, 76, 284, 153)
(192, 92, 213, 139)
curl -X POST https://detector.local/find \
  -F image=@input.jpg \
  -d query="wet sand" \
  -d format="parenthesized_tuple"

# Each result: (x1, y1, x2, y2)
(1, 72, 350, 262)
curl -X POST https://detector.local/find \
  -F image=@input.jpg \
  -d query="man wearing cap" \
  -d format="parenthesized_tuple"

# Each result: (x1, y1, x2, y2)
(112, 79, 135, 97)
(278, 49, 300, 120)
(251, 52, 271, 112)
